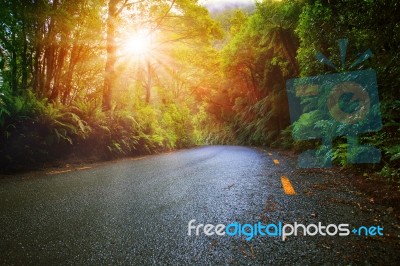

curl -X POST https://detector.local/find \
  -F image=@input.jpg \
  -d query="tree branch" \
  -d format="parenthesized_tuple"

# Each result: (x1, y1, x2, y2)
(116, 0, 146, 16)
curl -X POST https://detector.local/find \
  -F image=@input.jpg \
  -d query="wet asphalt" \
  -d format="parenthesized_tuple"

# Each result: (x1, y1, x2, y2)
(0, 146, 399, 265)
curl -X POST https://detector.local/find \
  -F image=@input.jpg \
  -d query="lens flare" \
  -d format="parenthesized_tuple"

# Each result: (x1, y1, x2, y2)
(122, 31, 152, 57)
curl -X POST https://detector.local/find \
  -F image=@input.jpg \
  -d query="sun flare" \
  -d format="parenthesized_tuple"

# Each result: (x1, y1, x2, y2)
(122, 31, 152, 57)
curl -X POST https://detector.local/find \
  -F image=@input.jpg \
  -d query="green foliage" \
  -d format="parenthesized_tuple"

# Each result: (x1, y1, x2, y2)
(0, 92, 91, 169)
(39, 104, 91, 145)
(0, 88, 201, 171)
(294, 0, 400, 180)
(205, 0, 301, 147)
(207, 0, 399, 181)
(271, 126, 293, 149)
(193, 105, 236, 145)
(380, 165, 400, 182)
(387, 145, 400, 162)
(0, 0, 398, 183)
(161, 103, 194, 148)
(0, 0, 219, 172)
(0, 87, 11, 125)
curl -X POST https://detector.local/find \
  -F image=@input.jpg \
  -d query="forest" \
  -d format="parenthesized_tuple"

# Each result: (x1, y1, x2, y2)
(0, 0, 399, 179)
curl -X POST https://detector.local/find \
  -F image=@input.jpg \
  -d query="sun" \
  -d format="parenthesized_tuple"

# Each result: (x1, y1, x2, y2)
(121, 30, 152, 57)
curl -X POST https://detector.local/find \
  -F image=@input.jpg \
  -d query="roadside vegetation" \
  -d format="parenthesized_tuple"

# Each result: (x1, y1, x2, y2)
(0, 0, 399, 180)
(203, 0, 400, 181)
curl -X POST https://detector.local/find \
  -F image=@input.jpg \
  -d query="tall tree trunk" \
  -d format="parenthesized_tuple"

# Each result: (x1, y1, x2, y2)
(62, 43, 80, 105)
(43, 0, 59, 98)
(145, 61, 152, 104)
(44, 45, 55, 97)
(32, 35, 41, 93)
(11, 30, 18, 92)
(21, 21, 28, 91)
(32, 0, 45, 95)
(103, 0, 119, 111)
(49, 46, 67, 102)
(279, 28, 299, 76)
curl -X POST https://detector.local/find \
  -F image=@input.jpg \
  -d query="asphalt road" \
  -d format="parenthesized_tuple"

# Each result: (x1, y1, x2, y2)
(0, 146, 399, 265)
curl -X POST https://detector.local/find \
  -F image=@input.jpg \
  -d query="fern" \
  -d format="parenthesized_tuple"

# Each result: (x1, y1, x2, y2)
(0, 91, 11, 125)
(387, 144, 400, 162)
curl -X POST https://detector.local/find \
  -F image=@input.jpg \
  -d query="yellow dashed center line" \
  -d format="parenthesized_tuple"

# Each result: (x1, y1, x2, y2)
(269, 155, 297, 195)
(133, 156, 147, 161)
(77, 166, 91, 171)
(281, 176, 296, 195)
(46, 169, 72, 175)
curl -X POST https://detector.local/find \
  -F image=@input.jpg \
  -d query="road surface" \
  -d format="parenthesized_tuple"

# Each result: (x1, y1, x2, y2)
(0, 146, 398, 265)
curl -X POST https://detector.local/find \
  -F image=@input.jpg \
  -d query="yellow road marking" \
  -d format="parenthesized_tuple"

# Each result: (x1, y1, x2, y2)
(273, 159, 280, 165)
(46, 169, 72, 175)
(281, 176, 296, 195)
(133, 156, 147, 161)
(77, 166, 91, 170)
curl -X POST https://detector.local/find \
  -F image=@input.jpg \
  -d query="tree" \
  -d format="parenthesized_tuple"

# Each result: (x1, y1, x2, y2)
(0, 0, 104, 104)
(103, 0, 119, 111)
(207, 0, 302, 145)
(103, 0, 222, 107)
